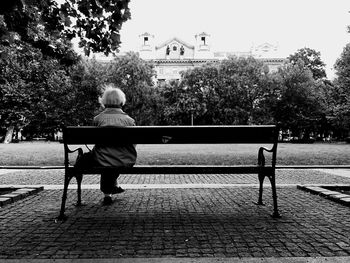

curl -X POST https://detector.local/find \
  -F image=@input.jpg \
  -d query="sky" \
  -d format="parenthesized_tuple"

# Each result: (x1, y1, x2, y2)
(117, 0, 350, 79)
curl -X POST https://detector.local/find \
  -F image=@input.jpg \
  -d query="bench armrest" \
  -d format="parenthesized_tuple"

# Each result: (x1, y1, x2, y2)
(258, 146, 276, 167)
(65, 145, 83, 154)
(64, 145, 83, 167)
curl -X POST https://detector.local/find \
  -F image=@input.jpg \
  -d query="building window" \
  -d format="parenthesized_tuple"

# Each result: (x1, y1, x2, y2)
(144, 37, 148, 45)
(201, 36, 206, 45)
(180, 46, 185, 55)
(173, 46, 177, 51)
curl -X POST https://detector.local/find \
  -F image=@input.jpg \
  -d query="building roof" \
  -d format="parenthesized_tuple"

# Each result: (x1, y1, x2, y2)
(139, 32, 154, 37)
(195, 32, 210, 37)
(155, 37, 195, 50)
(152, 58, 219, 64)
(260, 58, 286, 63)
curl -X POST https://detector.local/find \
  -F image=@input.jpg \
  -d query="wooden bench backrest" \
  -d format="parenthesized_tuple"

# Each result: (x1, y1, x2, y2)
(63, 125, 278, 145)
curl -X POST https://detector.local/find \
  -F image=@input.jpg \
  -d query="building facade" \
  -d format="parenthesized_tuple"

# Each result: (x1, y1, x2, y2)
(138, 32, 286, 83)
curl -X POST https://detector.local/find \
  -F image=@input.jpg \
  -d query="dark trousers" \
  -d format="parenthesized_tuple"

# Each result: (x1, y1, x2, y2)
(75, 151, 119, 194)
(100, 172, 119, 194)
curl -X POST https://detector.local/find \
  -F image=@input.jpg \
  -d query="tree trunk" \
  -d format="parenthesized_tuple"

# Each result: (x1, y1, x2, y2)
(4, 126, 14, 144)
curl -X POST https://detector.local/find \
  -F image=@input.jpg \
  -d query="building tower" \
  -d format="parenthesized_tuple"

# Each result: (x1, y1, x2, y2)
(194, 32, 212, 59)
(139, 32, 155, 59)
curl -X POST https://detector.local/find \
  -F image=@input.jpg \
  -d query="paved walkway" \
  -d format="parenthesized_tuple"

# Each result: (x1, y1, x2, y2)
(315, 169, 350, 178)
(0, 169, 349, 262)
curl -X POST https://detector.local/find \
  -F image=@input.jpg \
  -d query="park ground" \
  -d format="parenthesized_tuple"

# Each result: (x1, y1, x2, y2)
(0, 141, 349, 166)
(0, 142, 349, 262)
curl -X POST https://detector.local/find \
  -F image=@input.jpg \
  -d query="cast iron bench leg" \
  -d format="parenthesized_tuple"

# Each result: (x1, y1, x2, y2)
(76, 173, 83, 206)
(268, 172, 281, 218)
(256, 171, 266, 206)
(58, 171, 73, 220)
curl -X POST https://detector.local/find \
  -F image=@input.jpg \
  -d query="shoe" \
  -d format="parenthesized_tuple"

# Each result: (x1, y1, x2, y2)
(111, 186, 125, 194)
(103, 196, 113, 205)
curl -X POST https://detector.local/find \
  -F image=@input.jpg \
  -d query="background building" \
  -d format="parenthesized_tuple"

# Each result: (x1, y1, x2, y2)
(138, 32, 286, 83)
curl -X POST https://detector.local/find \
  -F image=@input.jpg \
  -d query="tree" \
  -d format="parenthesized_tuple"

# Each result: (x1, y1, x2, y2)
(287, 47, 327, 80)
(334, 43, 350, 98)
(217, 57, 267, 125)
(0, 42, 73, 140)
(68, 58, 109, 126)
(105, 52, 160, 125)
(250, 74, 280, 125)
(271, 61, 326, 138)
(332, 43, 350, 138)
(158, 80, 192, 125)
(161, 56, 269, 125)
(0, 0, 131, 59)
(181, 63, 220, 125)
(1, 1, 79, 66)
(60, 0, 131, 56)
(0, 0, 132, 140)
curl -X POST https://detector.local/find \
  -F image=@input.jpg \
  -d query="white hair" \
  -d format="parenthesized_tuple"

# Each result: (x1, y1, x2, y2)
(100, 84, 126, 108)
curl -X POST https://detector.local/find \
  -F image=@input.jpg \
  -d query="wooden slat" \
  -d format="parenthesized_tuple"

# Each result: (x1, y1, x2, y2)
(63, 125, 277, 145)
(68, 165, 274, 174)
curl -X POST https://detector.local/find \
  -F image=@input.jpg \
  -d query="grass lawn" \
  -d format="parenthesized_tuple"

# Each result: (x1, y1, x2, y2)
(0, 141, 349, 166)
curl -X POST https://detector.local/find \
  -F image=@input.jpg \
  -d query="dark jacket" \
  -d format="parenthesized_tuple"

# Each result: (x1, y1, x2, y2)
(92, 108, 137, 167)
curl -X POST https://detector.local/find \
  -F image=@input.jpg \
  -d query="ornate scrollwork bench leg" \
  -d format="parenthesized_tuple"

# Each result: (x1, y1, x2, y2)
(58, 146, 84, 220)
(75, 173, 83, 206)
(256, 146, 281, 218)
(267, 171, 281, 218)
(58, 170, 74, 221)
(257, 170, 266, 206)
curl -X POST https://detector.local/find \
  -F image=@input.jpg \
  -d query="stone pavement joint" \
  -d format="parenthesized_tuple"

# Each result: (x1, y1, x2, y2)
(298, 185, 350, 207)
(0, 186, 43, 207)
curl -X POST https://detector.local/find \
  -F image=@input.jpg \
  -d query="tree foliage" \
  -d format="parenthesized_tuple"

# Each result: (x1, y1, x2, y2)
(288, 47, 326, 80)
(334, 43, 350, 97)
(60, 0, 131, 56)
(104, 52, 161, 125)
(271, 61, 326, 137)
(68, 58, 109, 125)
(180, 64, 220, 124)
(332, 43, 350, 137)
(0, 0, 132, 140)
(0, 0, 131, 59)
(160, 55, 333, 139)
(0, 0, 79, 66)
(161, 57, 269, 125)
(0, 42, 73, 138)
(216, 57, 268, 124)
(157, 80, 191, 125)
(0, 50, 164, 140)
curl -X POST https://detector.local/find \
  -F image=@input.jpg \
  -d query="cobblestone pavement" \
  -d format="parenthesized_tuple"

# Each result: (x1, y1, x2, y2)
(0, 169, 349, 261)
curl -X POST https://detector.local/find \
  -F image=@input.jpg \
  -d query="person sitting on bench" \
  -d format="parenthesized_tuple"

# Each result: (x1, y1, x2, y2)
(75, 83, 137, 205)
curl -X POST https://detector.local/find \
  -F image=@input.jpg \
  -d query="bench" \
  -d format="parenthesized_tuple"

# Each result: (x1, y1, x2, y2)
(59, 125, 280, 220)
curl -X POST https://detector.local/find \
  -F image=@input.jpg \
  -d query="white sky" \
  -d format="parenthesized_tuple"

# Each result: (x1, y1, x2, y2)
(118, 0, 350, 79)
